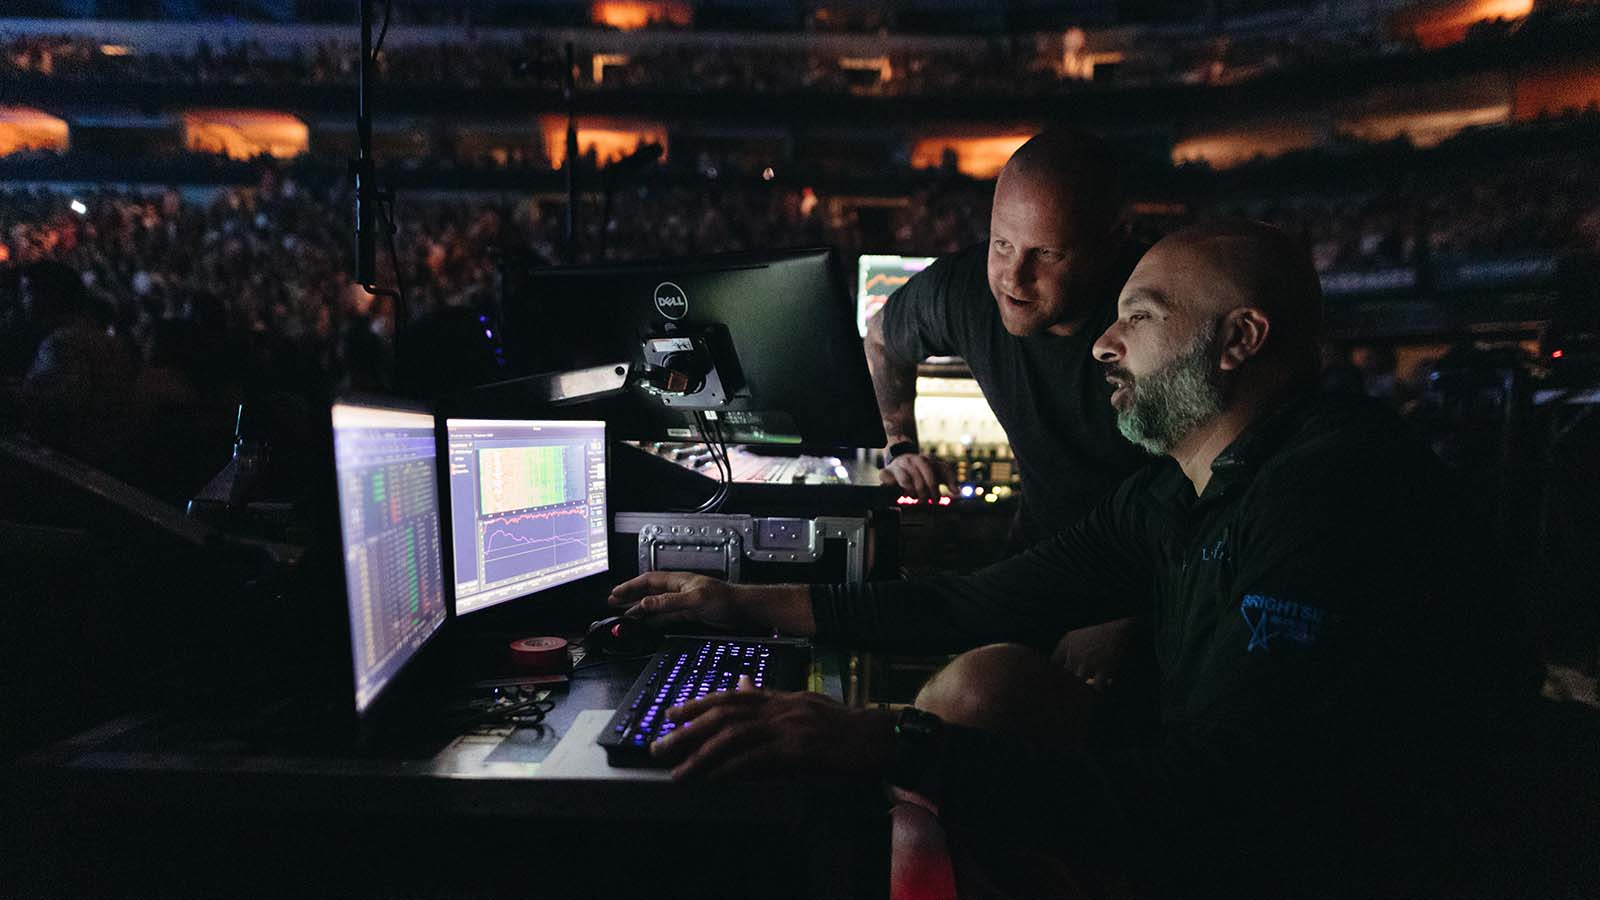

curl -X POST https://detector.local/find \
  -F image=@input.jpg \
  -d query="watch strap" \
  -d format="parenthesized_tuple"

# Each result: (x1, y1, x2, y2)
(885, 440, 919, 464)
(889, 706, 944, 789)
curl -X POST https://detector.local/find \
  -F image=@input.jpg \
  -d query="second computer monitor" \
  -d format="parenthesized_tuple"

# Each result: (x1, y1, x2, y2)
(446, 418, 609, 616)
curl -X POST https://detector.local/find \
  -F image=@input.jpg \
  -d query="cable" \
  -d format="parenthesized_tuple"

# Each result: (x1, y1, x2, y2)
(379, 196, 407, 310)
(693, 411, 732, 513)
(371, 0, 392, 63)
(459, 696, 555, 729)
(711, 416, 735, 509)
(358, 194, 409, 386)
(666, 412, 731, 514)
(572, 653, 655, 674)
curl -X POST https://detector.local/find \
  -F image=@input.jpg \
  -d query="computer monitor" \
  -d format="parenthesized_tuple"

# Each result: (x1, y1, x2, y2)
(445, 418, 610, 616)
(500, 247, 886, 449)
(331, 402, 449, 715)
(856, 254, 934, 337)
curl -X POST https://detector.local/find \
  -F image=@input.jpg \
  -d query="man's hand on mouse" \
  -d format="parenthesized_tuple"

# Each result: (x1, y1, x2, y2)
(607, 572, 816, 637)
(649, 675, 897, 780)
(607, 571, 745, 630)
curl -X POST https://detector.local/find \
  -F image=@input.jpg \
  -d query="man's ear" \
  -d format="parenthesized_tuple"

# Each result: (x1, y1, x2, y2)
(1218, 307, 1270, 372)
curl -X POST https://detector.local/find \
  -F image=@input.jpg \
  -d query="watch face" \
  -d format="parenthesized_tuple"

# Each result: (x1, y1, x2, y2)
(891, 708, 942, 789)
(897, 707, 942, 738)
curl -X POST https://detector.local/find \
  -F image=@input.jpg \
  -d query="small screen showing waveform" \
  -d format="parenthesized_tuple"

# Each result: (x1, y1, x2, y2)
(447, 419, 608, 615)
(856, 254, 934, 337)
(332, 403, 448, 714)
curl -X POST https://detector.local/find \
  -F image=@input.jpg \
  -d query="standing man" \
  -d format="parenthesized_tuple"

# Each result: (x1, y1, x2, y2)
(865, 131, 1150, 687)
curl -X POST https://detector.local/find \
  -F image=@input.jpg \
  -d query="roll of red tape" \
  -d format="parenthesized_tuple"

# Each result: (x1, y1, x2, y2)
(509, 636, 570, 674)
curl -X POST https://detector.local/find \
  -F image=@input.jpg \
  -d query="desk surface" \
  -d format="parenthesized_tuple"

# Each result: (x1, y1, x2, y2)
(19, 644, 855, 806)
(5, 644, 887, 899)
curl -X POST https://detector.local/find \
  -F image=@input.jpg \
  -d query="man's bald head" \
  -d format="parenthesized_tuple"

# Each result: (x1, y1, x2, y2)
(986, 131, 1126, 336)
(1095, 220, 1323, 454)
(996, 130, 1124, 238)
(1142, 220, 1323, 374)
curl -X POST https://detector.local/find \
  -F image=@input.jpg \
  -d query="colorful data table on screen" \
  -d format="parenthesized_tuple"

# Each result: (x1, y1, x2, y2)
(331, 403, 449, 715)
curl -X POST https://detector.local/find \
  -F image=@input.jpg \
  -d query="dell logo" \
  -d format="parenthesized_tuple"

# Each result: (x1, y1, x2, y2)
(653, 282, 689, 320)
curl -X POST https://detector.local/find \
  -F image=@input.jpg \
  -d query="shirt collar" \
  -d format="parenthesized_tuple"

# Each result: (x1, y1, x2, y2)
(1138, 385, 1321, 509)
(1202, 387, 1321, 499)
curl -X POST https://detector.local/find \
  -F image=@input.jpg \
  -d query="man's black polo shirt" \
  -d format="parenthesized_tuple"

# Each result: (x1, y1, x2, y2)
(879, 243, 1148, 545)
(813, 390, 1527, 896)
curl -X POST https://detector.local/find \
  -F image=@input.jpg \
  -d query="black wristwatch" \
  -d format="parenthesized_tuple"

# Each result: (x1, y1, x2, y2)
(889, 706, 944, 789)
(885, 440, 919, 465)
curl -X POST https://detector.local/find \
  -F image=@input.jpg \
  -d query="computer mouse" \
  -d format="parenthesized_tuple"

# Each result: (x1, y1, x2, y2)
(585, 615, 664, 656)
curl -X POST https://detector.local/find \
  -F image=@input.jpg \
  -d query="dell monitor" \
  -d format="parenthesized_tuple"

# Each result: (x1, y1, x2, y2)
(331, 402, 449, 715)
(445, 418, 610, 616)
(500, 247, 886, 449)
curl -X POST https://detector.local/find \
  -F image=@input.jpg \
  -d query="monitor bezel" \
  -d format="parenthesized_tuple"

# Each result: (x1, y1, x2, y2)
(440, 416, 611, 619)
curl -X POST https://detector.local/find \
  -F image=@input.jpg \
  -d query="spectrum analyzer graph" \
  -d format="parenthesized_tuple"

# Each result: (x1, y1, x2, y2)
(855, 255, 933, 336)
(478, 446, 570, 514)
(479, 502, 591, 585)
(447, 419, 609, 615)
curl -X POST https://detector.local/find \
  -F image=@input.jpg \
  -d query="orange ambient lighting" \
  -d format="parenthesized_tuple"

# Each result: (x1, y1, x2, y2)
(1171, 123, 1321, 169)
(909, 135, 1032, 179)
(0, 106, 70, 156)
(539, 116, 668, 168)
(1513, 65, 1600, 120)
(1340, 105, 1510, 147)
(1394, 0, 1533, 50)
(183, 109, 308, 160)
(591, 0, 691, 30)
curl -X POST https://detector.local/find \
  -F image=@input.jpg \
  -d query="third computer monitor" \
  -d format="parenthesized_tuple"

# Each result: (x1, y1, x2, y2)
(856, 254, 934, 337)
(500, 247, 886, 449)
(446, 418, 609, 616)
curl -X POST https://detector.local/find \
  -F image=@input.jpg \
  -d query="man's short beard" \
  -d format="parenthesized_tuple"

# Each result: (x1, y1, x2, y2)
(1116, 323, 1227, 456)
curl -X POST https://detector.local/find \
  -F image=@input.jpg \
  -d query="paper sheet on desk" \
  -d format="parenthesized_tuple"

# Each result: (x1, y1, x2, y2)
(539, 710, 673, 780)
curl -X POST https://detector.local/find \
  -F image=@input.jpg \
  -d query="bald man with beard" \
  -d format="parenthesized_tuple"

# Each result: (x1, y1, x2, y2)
(610, 222, 1529, 898)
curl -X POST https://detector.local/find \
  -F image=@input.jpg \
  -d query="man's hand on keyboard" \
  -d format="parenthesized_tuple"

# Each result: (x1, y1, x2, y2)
(607, 572, 817, 637)
(649, 677, 896, 780)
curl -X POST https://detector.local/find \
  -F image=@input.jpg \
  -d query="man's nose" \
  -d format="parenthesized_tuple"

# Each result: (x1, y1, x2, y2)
(1092, 323, 1124, 363)
(997, 251, 1030, 288)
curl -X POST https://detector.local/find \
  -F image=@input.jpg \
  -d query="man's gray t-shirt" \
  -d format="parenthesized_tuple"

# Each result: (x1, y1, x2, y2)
(881, 243, 1149, 546)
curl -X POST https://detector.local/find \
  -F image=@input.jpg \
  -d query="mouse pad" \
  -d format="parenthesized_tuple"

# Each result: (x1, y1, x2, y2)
(537, 710, 674, 781)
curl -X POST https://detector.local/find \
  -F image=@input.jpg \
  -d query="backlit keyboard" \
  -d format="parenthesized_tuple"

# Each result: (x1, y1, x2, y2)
(597, 636, 811, 767)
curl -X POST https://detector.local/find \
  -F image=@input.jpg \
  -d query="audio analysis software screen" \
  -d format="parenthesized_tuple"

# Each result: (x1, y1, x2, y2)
(856, 254, 934, 337)
(446, 419, 608, 615)
(331, 404, 448, 714)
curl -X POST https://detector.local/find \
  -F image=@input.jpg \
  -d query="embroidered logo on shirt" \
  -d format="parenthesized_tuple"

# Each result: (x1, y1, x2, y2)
(1181, 530, 1231, 573)
(1239, 594, 1330, 652)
